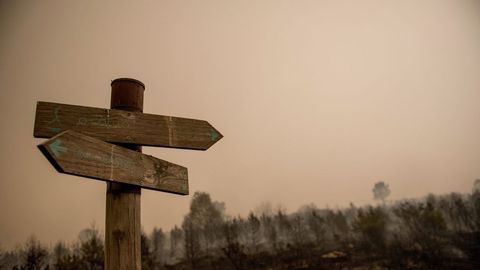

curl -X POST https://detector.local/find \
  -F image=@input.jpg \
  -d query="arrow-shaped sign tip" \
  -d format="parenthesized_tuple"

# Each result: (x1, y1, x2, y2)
(205, 124, 223, 150)
(38, 132, 70, 174)
(210, 128, 223, 142)
(49, 139, 68, 157)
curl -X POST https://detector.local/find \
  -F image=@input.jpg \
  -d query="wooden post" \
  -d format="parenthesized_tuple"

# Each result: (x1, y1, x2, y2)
(105, 78, 145, 270)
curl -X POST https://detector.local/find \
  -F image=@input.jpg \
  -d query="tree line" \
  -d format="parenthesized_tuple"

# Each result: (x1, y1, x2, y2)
(1, 180, 480, 269)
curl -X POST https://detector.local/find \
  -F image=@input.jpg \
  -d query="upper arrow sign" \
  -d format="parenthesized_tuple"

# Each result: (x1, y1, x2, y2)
(38, 130, 189, 195)
(34, 101, 223, 150)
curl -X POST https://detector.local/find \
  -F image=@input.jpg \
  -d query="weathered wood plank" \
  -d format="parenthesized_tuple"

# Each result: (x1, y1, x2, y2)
(38, 130, 188, 195)
(34, 101, 223, 150)
(105, 186, 141, 270)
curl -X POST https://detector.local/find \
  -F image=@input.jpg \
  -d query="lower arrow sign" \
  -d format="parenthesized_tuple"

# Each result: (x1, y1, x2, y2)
(38, 130, 188, 195)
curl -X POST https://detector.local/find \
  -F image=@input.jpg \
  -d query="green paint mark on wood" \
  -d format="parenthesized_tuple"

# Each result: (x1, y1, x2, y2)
(49, 127, 63, 133)
(210, 129, 219, 141)
(49, 139, 68, 157)
(48, 107, 61, 124)
(76, 116, 130, 129)
(70, 148, 135, 169)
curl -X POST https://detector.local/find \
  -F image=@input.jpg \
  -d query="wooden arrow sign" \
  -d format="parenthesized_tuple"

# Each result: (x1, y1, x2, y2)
(34, 101, 223, 150)
(38, 130, 188, 195)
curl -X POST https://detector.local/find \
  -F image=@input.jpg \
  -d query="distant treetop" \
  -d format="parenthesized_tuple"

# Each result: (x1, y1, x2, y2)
(372, 181, 391, 204)
(473, 179, 480, 193)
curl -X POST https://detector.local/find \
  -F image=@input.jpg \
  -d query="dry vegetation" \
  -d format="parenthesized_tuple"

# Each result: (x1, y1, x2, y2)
(2, 181, 480, 270)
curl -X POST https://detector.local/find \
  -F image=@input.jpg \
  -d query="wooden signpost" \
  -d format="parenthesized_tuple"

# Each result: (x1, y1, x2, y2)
(34, 78, 223, 270)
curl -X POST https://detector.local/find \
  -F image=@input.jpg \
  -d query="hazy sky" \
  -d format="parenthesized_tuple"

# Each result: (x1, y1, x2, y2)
(1, 0, 480, 249)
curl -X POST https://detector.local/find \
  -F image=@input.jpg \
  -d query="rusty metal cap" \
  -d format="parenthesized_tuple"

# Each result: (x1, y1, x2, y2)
(110, 77, 145, 113)
(111, 78, 145, 89)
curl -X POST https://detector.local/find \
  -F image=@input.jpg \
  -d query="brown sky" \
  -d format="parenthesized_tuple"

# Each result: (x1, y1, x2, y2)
(1, 0, 480, 249)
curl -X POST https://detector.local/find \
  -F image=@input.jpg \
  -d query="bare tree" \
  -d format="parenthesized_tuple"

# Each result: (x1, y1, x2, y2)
(187, 192, 224, 256)
(393, 200, 448, 262)
(221, 218, 245, 270)
(141, 232, 154, 270)
(240, 212, 261, 254)
(325, 209, 350, 243)
(53, 241, 81, 270)
(169, 226, 183, 263)
(473, 179, 480, 194)
(306, 210, 326, 247)
(18, 236, 49, 270)
(261, 214, 279, 252)
(182, 214, 201, 269)
(150, 228, 166, 269)
(373, 181, 391, 204)
(0, 249, 21, 270)
(78, 225, 104, 270)
(352, 206, 389, 251)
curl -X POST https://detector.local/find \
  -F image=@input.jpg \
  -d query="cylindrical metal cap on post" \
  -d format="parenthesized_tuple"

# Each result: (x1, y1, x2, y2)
(111, 78, 145, 112)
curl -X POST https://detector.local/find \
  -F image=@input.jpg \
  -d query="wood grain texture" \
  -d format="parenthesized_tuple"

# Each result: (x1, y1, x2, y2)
(34, 101, 223, 150)
(105, 186, 141, 270)
(38, 130, 188, 195)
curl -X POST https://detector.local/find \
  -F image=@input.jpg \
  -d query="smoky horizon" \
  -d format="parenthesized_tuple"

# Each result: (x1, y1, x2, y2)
(1, 1, 480, 263)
